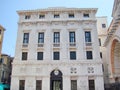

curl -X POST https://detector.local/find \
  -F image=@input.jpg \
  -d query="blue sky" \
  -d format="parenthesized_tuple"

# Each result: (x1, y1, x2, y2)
(0, 0, 114, 56)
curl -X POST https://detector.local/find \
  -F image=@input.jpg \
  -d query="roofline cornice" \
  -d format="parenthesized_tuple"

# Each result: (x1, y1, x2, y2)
(17, 7, 98, 15)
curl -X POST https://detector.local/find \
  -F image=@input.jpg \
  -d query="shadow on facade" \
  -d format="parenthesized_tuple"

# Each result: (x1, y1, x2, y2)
(105, 83, 120, 90)
(105, 77, 120, 90)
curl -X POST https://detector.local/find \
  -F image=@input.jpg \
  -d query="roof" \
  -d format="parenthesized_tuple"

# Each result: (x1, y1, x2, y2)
(17, 7, 98, 14)
(1, 54, 9, 56)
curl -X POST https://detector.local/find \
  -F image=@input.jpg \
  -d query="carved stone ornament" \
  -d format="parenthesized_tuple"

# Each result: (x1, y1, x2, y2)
(54, 69, 59, 75)
(88, 67, 94, 73)
(71, 67, 77, 74)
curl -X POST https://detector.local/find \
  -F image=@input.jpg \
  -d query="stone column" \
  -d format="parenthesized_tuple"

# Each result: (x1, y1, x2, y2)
(63, 76, 70, 90)
(78, 76, 88, 90)
(25, 77, 35, 90)
(42, 76, 50, 90)
(10, 77, 19, 90)
(95, 76, 104, 90)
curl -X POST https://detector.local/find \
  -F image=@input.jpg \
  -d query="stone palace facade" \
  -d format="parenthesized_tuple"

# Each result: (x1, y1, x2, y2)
(11, 7, 104, 90)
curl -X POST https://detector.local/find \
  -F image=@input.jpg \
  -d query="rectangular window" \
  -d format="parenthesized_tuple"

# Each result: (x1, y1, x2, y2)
(53, 52, 60, 60)
(25, 15, 31, 19)
(36, 80, 42, 90)
(0, 30, 1, 34)
(86, 51, 93, 59)
(71, 80, 77, 90)
(98, 38, 101, 46)
(54, 32, 60, 43)
(22, 52, 28, 60)
(38, 33, 44, 43)
(100, 52, 102, 58)
(23, 33, 29, 44)
(102, 24, 106, 28)
(54, 14, 60, 18)
(85, 31, 91, 42)
(70, 51, 76, 60)
(69, 14, 74, 18)
(89, 80, 95, 90)
(0, 58, 4, 63)
(1, 71, 4, 82)
(39, 15, 45, 19)
(102, 64, 104, 72)
(69, 32, 75, 43)
(83, 14, 89, 17)
(19, 80, 25, 90)
(37, 52, 43, 60)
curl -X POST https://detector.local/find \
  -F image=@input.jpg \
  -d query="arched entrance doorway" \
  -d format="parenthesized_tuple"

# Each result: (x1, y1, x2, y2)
(50, 69, 63, 90)
(111, 39, 120, 77)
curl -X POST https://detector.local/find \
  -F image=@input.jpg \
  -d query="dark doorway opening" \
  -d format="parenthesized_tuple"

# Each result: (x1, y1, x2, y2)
(50, 69, 63, 90)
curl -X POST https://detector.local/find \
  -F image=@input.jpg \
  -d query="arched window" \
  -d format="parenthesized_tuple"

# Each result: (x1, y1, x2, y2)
(50, 69, 63, 90)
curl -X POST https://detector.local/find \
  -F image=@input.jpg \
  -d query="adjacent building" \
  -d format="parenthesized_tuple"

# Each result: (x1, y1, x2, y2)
(104, 0, 120, 83)
(11, 7, 104, 90)
(96, 17, 109, 84)
(0, 25, 5, 56)
(0, 54, 13, 84)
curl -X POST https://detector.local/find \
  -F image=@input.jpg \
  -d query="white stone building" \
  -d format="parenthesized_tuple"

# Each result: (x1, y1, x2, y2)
(96, 17, 109, 84)
(11, 7, 104, 90)
(104, 0, 120, 83)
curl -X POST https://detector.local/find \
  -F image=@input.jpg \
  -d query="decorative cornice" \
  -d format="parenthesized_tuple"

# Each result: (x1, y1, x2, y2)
(17, 8, 98, 15)
(12, 60, 103, 66)
(11, 75, 50, 78)
(11, 74, 103, 78)
(104, 16, 120, 46)
(18, 19, 96, 26)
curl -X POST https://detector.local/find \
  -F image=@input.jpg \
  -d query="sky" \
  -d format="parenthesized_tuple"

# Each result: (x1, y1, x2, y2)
(0, 0, 114, 57)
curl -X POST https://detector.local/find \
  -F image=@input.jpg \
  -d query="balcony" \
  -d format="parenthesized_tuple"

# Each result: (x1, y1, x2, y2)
(37, 43, 44, 50)
(69, 42, 76, 49)
(22, 43, 28, 47)
(85, 42, 92, 46)
(53, 43, 60, 47)
(22, 43, 28, 50)
(38, 43, 44, 47)
(85, 42, 92, 49)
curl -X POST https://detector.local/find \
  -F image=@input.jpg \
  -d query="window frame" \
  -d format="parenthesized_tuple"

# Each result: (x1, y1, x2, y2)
(54, 32, 60, 43)
(83, 13, 89, 18)
(70, 51, 76, 60)
(69, 14, 74, 18)
(38, 32, 44, 43)
(54, 14, 60, 18)
(53, 52, 60, 60)
(37, 52, 43, 60)
(0, 30, 1, 34)
(22, 52, 28, 60)
(71, 80, 77, 90)
(25, 15, 31, 19)
(23, 33, 29, 44)
(89, 79, 95, 90)
(69, 32, 76, 43)
(100, 52, 102, 58)
(85, 31, 91, 42)
(19, 80, 25, 90)
(36, 80, 42, 90)
(98, 38, 101, 46)
(39, 14, 45, 19)
(86, 51, 93, 59)
(102, 24, 106, 28)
